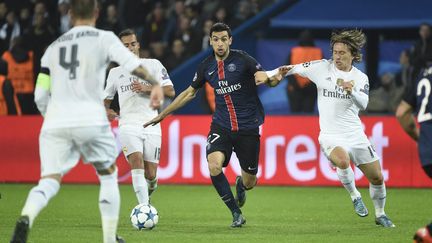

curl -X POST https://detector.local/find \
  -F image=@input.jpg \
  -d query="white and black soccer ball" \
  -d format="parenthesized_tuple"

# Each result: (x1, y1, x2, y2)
(130, 204, 159, 230)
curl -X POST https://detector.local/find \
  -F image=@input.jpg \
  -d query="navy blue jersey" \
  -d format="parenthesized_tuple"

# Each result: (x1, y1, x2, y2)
(403, 65, 432, 166)
(191, 49, 265, 131)
(403, 66, 432, 125)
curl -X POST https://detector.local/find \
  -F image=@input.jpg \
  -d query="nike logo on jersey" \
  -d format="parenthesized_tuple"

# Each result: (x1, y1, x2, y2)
(208, 70, 216, 75)
(248, 166, 257, 170)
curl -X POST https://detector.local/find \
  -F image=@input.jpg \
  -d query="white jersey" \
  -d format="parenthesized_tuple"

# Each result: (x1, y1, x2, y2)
(288, 59, 370, 135)
(104, 59, 173, 135)
(40, 25, 142, 130)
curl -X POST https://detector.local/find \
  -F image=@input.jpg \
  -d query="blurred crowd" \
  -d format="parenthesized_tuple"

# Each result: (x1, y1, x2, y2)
(0, 0, 430, 116)
(0, 0, 271, 115)
(367, 23, 432, 114)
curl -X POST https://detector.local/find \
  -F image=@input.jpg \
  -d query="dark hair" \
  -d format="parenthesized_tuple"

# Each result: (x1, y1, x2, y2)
(119, 28, 136, 39)
(71, 0, 96, 19)
(331, 29, 366, 63)
(209, 22, 232, 37)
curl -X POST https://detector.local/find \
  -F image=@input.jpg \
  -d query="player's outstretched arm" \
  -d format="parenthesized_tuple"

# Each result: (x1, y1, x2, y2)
(396, 100, 419, 141)
(255, 66, 293, 87)
(144, 86, 198, 127)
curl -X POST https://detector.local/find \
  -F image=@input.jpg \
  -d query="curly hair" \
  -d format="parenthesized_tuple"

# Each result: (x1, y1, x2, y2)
(330, 29, 366, 63)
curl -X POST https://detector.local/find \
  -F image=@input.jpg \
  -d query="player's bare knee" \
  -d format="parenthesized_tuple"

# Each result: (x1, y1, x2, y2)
(333, 158, 350, 169)
(208, 161, 222, 176)
(243, 177, 257, 189)
(369, 175, 383, 185)
(145, 170, 157, 181)
(130, 159, 144, 170)
(128, 153, 144, 169)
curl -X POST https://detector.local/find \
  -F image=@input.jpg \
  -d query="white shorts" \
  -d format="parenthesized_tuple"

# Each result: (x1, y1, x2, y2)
(39, 125, 117, 177)
(318, 132, 380, 166)
(119, 125, 161, 163)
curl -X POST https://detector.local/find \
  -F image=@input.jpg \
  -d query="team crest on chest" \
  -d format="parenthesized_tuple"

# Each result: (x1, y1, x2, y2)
(227, 63, 236, 72)
(130, 76, 139, 83)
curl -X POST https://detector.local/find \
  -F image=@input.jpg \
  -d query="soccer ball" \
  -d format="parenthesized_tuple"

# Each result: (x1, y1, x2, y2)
(130, 203, 159, 230)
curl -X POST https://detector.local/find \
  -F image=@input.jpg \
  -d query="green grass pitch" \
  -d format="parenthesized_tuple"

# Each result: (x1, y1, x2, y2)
(1, 184, 431, 242)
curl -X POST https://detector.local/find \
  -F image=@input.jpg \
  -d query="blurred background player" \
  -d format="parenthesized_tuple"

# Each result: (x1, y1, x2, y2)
(10, 0, 163, 242)
(145, 22, 271, 227)
(104, 28, 175, 205)
(396, 63, 432, 242)
(285, 30, 322, 113)
(257, 29, 395, 227)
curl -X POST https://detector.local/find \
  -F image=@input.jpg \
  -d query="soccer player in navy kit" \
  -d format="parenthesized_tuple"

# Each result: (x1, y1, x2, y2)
(396, 64, 432, 241)
(145, 23, 267, 227)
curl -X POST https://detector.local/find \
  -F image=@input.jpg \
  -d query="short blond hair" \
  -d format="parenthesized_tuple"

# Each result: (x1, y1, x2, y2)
(331, 29, 366, 63)
(71, 0, 96, 20)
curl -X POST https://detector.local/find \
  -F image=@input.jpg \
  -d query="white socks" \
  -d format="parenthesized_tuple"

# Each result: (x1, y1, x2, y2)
(369, 183, 386, 217)
(21, 178, 60, 228)
(336, 167, 361, 200)
(98, 169, 120, 243)
(131, 169, 149, 205)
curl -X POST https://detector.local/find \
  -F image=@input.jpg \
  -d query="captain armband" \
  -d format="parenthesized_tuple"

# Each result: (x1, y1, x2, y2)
(36, 73, 51, 91)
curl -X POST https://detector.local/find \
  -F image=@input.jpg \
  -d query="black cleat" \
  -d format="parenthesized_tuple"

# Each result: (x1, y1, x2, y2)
(116, 235, 126, 243)
(10, 215, 30, 243)
(230, 212, 246, 228)
(235, 176, 246, 208)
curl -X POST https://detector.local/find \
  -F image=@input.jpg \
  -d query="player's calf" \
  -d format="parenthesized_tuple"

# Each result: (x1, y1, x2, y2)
(235, 176, 247, 208)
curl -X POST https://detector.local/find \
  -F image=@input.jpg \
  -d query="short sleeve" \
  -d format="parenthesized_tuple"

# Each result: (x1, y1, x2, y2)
(355, 74, 370, 95)
(243, 52, 264, 74)
(190, 63, 206, 89)
(154, 60, 173, 87)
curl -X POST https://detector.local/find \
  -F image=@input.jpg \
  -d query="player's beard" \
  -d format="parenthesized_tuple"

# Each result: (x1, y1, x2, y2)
(215, 48, 228, 59)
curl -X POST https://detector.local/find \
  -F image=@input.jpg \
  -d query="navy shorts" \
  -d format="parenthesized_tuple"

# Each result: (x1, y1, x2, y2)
(206, 123, 260, 175)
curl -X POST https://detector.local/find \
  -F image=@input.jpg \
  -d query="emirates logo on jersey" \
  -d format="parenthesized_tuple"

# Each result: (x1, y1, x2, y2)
(214, 80, 242, 95)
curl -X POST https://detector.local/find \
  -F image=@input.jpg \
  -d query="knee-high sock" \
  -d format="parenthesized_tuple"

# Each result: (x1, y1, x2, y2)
(336, 167, 361, 200)
(210, 172, 240, 215)
(21, 178, 60, 227)
(98, 169, 120, 243)
(369, 183, 386, 217)
(131, 169, 149, 205)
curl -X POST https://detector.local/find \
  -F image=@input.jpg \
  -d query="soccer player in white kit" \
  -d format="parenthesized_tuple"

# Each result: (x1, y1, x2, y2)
(10, 1, 163, 243)
(255, 29, 395, 227)
(104, 29, 175, 205)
